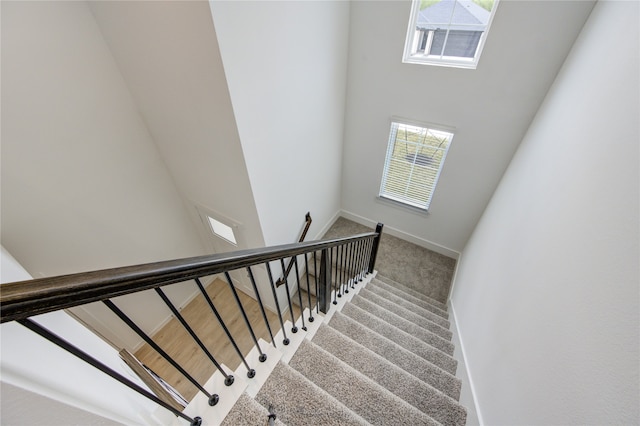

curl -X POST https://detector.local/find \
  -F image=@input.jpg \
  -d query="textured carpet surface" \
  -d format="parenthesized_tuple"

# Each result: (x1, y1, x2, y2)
(221, 392, 286, 426)
(365, 283, 450, 320)
(290, 340, 439, 426)
(371, 278, 449, 312)
(351, 294, 454, 349)
(219, 231, 468, 425)
(354, 289, 452, 339)
(341, 303, 458, 373)
(322, 217, 456, 303)
(328, 311, 461, 399)
(312, 324, 467, 426)
(374, 275, 448, 310)
(358, 286, 451, 330)
(256, 361, 368, 425)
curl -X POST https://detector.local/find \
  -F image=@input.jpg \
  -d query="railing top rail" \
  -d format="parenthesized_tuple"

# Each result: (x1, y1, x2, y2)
(0, 232, 378, 324)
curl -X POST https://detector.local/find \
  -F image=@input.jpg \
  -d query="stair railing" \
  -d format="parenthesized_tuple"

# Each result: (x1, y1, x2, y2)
(275, 212, 312, 288)
(1, 224, 383, 425)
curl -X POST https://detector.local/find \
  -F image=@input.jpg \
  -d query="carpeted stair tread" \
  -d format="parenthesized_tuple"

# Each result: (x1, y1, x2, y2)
(221, 392, 286, 426)
(255, 361, 368, 426)
(289, 339, 439, 426)
(371, 278, 449, 313)
(375, 275, 448, 310)
(341, 303, 457, 371)
(365, 283, 450, 320)
(312, 324, 467, 426)
(357, 288, 452, 336)
(351, 294, 455, 352)
(328, 311, 461, 399)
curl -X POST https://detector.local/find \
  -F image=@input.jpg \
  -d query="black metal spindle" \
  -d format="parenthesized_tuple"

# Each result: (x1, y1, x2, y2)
(279, 259, 298, 334)
(358, 239, 366, 281)
(223, 272, 267, 361)
(350, 242, 358, 288)
(304, 254, 314, 322)
(348, 242, 356, 289)
(292, 257, 307, 332)
(332, 246, 338, 305)
(103, 299, 219, 406)
(155, 288, 234, 386)
(338, 245, 344, 297)
(247, 266, 275, 352)
(195, 278, 258, 376)
(313, 251, 320, 313)
(265, 262, 290, 345)
(344, 243, 351, 293)
(18, 318, 202, 426)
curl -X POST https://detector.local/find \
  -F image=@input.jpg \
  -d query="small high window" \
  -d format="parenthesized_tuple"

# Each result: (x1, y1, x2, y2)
(207, 216, 237, 245)
(403, 0, 499, 68)
(379, 121, 453, 211)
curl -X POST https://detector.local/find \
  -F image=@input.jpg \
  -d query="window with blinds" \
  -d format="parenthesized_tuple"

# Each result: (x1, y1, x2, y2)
(379, 121, 453, 211)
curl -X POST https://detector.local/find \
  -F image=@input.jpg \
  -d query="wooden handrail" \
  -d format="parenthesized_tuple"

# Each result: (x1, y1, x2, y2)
(275, 212, 312, 287)
(0, 232, 378, 324)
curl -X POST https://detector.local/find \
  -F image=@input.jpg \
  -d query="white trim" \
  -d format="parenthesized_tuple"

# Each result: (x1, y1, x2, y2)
(450, 302, 485, 426)
(339, 210, 460, 259)
(313, 209, 342, 240)
(447, 250, 463, 301)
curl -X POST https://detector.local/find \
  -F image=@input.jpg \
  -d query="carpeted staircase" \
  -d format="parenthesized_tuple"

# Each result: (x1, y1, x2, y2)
(219, 274, 467, 426)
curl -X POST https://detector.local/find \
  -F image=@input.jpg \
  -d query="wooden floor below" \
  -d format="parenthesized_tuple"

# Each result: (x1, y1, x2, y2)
(134, 278, 315, 402)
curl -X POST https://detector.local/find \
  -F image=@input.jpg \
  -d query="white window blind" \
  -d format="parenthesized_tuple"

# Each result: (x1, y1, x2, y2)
(379, 121, 453, 211)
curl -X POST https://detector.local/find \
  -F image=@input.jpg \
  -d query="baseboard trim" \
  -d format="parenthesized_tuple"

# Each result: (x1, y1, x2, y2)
(313, 209, 342, 240)
(339, 210, 460, 259)
(450, 302, 484, 426)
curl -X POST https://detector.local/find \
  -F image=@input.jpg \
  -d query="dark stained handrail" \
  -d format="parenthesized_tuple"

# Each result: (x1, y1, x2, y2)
(0, 232, 378, 324)
(275, 212, 312, 287)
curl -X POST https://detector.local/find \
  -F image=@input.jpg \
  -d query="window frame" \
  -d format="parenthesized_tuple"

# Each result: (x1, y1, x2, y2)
(402, 0, 500, 69)
(378, 118, 454, 212)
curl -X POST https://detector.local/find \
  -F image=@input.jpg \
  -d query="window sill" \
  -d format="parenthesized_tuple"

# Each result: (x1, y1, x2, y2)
(376, 196, 431, 216)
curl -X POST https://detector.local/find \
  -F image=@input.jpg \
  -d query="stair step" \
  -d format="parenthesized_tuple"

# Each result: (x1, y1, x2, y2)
(351, 294, 454, 348)
(221, 392, 286, 426)
(372, 277, 448, 312)
(290, 339, 439, 426)
(365, 283, 450, 320)
(255, 361, 368, 426)
(375, 275, 448, 310)
(342, 303, 457, 368)
(328, 311, 461, 399)
(312, 324, 467, 426)
(357, 288, 452, 336)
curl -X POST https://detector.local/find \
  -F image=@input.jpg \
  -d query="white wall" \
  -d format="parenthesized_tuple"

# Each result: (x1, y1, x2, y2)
(341, 0, 595, 253)
(451, 1, 639, 424)
(89, 1, 267, 254)
(1, 1, 207, 350)
(1, 246, 168, 425)
(209, 0, 350, 246)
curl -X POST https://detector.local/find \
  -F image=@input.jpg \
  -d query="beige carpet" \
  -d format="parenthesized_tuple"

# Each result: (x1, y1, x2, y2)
(322, 217, 456, 303)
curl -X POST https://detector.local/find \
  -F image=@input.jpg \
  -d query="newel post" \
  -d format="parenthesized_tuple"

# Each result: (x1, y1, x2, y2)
(368, 223, 384, 274)
(318, 248, 332, 314)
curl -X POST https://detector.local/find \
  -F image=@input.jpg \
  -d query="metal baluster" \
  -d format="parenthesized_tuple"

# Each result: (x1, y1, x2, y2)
(223, 272, 267, 360)
(338, 245, 345, 297)
(265, 262, 290, 345)
(279, 259, 298, 334)
(349, 242, 357, 288)
(344, 243, 351, 293)
(103, 299, 219, 406)
(18, 318, 202, 426)
(313, 251, 320, 313)
(292, 256, 307, 331)
(155, 288, 234, 386)
(195, 278, 259, 376)
(247, 266, 276, 351)
(304, 253, 314, 322)
(330, 246, 339, 305)
(358, 239, 365, 282)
